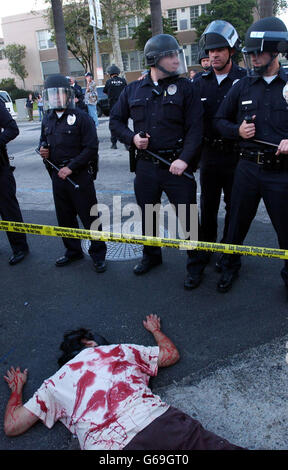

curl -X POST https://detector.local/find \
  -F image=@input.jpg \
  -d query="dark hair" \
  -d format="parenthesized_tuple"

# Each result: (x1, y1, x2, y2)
(57, 328, 109, 368)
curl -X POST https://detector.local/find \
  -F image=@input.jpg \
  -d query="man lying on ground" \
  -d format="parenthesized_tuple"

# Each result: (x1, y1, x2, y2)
(4, 314, 243, 450)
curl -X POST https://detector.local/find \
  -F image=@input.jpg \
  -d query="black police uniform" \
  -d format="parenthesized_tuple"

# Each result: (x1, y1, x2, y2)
(71, 81, 87, 111)
(215, 66, 288, 289)
(193, 62, 246, 245)
(103, 75, 127, 147)
(109, 72, 203, 274)
(39, 107, 106, 264)
(0, 100, 29, 263)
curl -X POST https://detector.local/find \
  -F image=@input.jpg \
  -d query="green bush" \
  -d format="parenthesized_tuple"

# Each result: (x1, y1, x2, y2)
(0, 78, 34, 102)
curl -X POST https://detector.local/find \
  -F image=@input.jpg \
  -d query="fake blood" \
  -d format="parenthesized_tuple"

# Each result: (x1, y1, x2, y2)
(68, 361, 84, 371)
(77, 390, 106, 421)
(36, 395, 48, 413)
(72, 370, 96, 417)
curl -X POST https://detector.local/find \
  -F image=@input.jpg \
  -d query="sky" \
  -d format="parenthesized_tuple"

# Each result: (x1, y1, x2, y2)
(0, 0, 47, 36)
(0, 1, 288, 37)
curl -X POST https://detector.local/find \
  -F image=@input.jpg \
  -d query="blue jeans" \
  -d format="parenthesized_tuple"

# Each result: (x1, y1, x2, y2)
(38, 106, 44, 121)
(87, 104, 98, 127)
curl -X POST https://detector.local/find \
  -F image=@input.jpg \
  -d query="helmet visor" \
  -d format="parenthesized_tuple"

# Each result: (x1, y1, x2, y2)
(200, 20, 239, 50)
(43, 87, 75, 111)
(242, 50, 276, 77)
(157, 48, 187, 76)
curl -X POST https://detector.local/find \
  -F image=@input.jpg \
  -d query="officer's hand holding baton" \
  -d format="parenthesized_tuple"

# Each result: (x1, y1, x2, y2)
(239, 114, 256, 139)
(133, 132, 150, 149)
(40, 145, 72, 181)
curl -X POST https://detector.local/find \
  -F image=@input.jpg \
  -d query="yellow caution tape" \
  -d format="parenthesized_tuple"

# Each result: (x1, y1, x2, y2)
(0, 220, 287, 259)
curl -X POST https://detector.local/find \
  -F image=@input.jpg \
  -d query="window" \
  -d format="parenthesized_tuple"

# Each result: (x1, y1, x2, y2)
(41, 58, 85, 80)
(190, 6, 200, 28)
(191, 44, 199, 64)
(190, 4, 208, 28)
(36, 30, 55, 50)
(121, 51, 144, 72)
(167, 9, 177, 31)
(101, 53, 110, 73)
(118, 16, 143, 39)
(179, 19, 188, 31)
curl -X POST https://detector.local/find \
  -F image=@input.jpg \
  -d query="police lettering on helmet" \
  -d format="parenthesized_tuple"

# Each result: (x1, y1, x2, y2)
(43, 74, 75, 111)
(242, 16, 288, 77)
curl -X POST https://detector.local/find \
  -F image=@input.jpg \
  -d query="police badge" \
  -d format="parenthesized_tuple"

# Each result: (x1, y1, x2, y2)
(167, 84, 177, 95)
(283, 83, 288, 104)
(67, 114, 76, 125)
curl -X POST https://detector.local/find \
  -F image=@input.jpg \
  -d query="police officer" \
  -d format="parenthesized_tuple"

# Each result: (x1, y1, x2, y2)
(192, 21, 247, 279)
(110, 34, 204, 285)
(39, 74, 107, 272)
(214, 17, 288, 295)
(198, 48, 211, 72)
(68, 76, 87, 111)
(0, 100, 29, 265)
(104, 64, 127, 149)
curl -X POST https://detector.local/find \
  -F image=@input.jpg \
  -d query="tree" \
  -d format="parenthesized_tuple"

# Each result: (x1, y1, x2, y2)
(132, 14, 176, 50)
(194, 0, 257, 40)
(257, 0, 288, 15)
(47, 0, 149, 76)
(100, 0, 149, 74)
(150, 0, 163, 35)
(4, 44, 28, 88)
(48, 0, 95, 74)
(50, 0, 70, 75)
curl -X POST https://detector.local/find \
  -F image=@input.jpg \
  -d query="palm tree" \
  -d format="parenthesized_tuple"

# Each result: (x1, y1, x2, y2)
(258, 0, 274, 17)
(150, 0, 163, 35)
(51, 0, 70, 75)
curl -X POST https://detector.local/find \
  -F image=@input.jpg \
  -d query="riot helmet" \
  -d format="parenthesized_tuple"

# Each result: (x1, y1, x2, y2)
(144, 34, 187, 77)
(242, 17, 288, 76)
(43, 74, 75, 111)
(199, 20, 241, 53)
(107, 64, 120, 75)
(198, 48, 211, 70)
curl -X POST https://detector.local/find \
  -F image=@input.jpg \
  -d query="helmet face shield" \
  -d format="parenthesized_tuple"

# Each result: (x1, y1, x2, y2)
(43, 87, 75, 111)
(156, 48, 187, 77)
(199, 20, 240, 52)
(242, 49, 279, 77)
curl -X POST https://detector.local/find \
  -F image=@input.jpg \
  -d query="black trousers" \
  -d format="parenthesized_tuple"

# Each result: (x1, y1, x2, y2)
(124, 406, 244, 450)
(52, 168, 106, 261)
(200, 162, 235, 243)
(0, 166, 28, 253)
(109, 99, 118, 145)
(134, 160, 206, 274)
(222, 159, 288, 272)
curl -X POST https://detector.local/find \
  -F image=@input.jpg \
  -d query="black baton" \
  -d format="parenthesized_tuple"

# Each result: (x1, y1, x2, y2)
(139, 132, 194, 180)
(35, 148, 80, 190)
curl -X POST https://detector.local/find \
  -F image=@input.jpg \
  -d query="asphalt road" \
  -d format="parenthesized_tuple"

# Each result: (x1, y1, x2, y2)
(0, 118, 288, 451)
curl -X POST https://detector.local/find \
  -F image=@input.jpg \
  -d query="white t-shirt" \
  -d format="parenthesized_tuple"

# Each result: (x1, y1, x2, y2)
(215, 73, 228, 85)
(24, 344, 169, 450)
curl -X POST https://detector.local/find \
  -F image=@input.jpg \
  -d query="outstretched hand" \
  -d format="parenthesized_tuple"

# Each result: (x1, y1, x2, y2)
(143, 314, 161, 334)
(4, 367, 28, 393)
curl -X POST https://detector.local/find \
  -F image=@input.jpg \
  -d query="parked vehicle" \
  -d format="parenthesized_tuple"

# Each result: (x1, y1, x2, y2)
(82, 85, 109, 117)
(0, 90, 17, 117)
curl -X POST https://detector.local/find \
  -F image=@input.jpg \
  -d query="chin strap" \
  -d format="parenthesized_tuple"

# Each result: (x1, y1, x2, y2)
(156, 63, 178, 77)
(254, 53, 278, 76)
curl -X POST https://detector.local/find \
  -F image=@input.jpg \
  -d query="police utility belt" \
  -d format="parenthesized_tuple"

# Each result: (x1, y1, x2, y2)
(239, 149, 288, 171)
(204, 137, 237, 152)
(52, 159, 98, 179)
(136, 148, 182, 168)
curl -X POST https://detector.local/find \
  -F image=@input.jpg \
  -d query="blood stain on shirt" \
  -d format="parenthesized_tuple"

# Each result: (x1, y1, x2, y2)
(72, 370, 96, 418)
(36, 395, 48, 413)
(68, 361, 84, 371)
